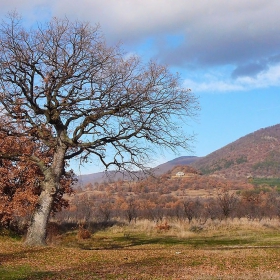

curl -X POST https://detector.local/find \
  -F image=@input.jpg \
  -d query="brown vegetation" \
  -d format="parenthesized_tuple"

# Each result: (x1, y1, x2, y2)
(51, 165, 280, 228)
(77, 224, 91, 240)
(0, 127, 74, 232)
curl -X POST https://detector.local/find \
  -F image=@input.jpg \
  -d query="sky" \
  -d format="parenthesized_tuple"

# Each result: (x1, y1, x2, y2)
(1, 0, 280, 175)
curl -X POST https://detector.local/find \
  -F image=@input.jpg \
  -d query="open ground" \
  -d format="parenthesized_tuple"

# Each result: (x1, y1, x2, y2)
(0, 218, 280, 279)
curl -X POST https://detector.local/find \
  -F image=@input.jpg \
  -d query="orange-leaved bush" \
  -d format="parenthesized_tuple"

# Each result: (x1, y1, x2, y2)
(0, 129, 74, 231)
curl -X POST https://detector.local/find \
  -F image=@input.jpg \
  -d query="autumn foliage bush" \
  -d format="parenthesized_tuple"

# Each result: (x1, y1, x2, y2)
(0, 124, 75, 231)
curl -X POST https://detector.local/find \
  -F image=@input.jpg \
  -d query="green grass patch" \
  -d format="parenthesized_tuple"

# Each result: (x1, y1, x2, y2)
(58, 225, 280, 250)
(0, 266, 55, 280)
(0, 228, 22, 240)
(251, 177, 280, 188)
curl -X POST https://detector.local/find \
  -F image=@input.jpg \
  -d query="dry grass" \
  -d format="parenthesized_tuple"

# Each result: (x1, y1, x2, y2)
(1, 218, 280, 279)
(127, 217, 280, 238)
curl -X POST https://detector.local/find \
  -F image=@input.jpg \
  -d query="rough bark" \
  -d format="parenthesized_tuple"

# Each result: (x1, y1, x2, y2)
(24, 188, 54, 246)
(25, 146, 66, 246)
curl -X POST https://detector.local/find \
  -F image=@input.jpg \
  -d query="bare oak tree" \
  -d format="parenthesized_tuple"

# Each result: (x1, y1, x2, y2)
(0, 14, 198, 245)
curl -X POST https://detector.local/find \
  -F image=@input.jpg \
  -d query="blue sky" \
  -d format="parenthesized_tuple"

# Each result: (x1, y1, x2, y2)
(1, 1, 280, 174)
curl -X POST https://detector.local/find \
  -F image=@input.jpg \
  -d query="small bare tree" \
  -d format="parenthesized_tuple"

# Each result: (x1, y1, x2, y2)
(0, 14, 198, 245)
(123, 197, 138, 223)
(217, 188, 238, 219)
(183, 198, 201, 223)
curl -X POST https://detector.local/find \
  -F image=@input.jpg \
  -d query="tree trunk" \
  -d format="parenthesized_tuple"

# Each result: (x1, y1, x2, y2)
(24, 145, 66, 246)
(24, 188, 55, 246)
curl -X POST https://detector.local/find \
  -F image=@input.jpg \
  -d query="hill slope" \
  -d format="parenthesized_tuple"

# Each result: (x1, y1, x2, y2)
(78, 156, 199, 185)
(192, 124, 280, 179)
(151, 156, 200, 175)
(77, 124, 280, 184)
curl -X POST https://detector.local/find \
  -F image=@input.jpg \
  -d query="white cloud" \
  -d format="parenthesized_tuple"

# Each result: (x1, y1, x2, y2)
(185, 64, 280, 93)
(184, 79, 244, 93)
(242, 64, 280, 86)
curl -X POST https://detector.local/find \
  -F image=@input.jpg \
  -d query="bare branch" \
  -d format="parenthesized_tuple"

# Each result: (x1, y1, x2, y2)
(0, 15, 199, 172)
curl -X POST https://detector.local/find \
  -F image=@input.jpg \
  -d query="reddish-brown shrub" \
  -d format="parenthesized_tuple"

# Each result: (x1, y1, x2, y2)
(156, 221, 171, 232)
(77, 224, 91, 239)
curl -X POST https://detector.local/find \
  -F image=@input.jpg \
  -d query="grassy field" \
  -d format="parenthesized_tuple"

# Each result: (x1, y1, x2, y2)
(1, 218, 280, 279)
(250, 177, 280, 192)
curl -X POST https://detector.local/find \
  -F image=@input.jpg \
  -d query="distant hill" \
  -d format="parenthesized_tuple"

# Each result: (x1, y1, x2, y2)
(150, 156, 200, 175)
(77, 124, 280, 185)
(77, 156, 199, 185)
(192, 124, 280, 179)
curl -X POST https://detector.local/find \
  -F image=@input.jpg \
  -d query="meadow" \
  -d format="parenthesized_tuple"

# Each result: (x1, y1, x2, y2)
(0, 218, 280, 279)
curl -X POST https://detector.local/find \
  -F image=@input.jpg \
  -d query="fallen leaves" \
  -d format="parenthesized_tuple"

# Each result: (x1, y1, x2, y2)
(1, 236, 280, 279)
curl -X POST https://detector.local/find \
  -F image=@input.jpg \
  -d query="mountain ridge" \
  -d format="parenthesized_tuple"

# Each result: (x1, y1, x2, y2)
(192, 123, 280, 179)
(77, 123, 280, 185)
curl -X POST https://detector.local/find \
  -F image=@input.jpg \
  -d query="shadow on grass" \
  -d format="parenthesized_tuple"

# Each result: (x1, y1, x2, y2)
(58, 220, 125, 234)
(0, 266, 56, 280)
(115, 235, 255, 247)
(0, 247, 53, 264)
(76, 234, 257, 251)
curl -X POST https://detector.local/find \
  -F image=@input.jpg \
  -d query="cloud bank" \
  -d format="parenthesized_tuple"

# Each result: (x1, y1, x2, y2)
(1, 0, 280, 90)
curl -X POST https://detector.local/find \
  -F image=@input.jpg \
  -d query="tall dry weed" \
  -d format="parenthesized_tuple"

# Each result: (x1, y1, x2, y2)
(125, 217, 280, 239)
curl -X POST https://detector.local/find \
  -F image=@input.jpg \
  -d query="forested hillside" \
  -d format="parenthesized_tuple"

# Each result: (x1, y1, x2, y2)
(192, 124, 280, 179)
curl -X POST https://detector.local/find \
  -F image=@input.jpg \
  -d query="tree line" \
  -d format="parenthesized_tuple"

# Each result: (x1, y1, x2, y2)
(54, 179, 280, 226)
